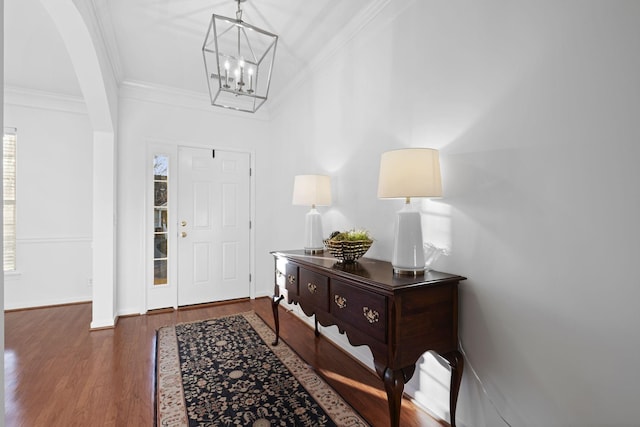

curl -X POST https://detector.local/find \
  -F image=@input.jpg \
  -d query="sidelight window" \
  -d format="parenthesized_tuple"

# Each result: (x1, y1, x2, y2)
(153, 155, 169, 285)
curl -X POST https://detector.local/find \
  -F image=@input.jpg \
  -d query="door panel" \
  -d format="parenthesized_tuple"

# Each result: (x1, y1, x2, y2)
(193, 182, 211, 228)
(193, 242, 211, 283)
(222, 241, 238, 280)
(177, 147, 250, 306)
(222, 183, 238, 226)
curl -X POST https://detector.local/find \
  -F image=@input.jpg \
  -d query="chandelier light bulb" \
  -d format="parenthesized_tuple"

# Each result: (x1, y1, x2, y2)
(223, 60, 230, 88)
(238, 59, 245, 87)
(234, 68, 242, 91)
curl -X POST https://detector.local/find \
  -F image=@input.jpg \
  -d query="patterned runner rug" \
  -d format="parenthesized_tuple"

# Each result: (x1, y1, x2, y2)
(156, 311, 370, 427)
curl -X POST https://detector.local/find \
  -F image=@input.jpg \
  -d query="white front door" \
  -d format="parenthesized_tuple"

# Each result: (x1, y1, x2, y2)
(177, 147, 251, 306)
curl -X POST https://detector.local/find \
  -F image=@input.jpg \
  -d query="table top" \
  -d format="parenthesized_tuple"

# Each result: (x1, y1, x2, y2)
(272, 249, 466, 293)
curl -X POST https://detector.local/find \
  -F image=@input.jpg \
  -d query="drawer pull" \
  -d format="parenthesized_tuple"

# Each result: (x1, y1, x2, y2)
(307, 283, 317, 294)
(276, 269, 284, 278)
(287, 274, 296, 285)
(334, 295, 347, 309)
(363, 307, 379, 324)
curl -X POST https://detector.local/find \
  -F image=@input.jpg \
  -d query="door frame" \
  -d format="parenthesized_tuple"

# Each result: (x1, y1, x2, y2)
(143, 141, 256, 312)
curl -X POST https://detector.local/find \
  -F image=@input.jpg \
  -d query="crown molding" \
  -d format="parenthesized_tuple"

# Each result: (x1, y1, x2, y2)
(4, 85, 88, 115)
(119, 80, 271, 121)
(268, 0, 392, 114)
(307, 0, 393, 74)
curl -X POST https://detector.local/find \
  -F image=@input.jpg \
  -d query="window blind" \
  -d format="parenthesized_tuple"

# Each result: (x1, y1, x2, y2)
(4, 129, 17, 271)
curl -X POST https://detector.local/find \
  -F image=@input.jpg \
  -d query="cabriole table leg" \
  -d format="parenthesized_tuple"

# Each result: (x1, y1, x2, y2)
(271, 295, 284, 346)
(442, 350, 464, 427)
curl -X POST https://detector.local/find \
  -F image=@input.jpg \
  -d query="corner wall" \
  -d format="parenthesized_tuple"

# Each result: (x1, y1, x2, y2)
(269, 1, 640, 426)
(3, 89, 93, 309)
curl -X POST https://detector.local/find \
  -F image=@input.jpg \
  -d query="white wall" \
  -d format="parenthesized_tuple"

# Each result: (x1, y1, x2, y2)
(115, 83, 276, 315)
(269, 1, 640, 426)
(7, 0, 640, 425)
(3, 89, 93, 309)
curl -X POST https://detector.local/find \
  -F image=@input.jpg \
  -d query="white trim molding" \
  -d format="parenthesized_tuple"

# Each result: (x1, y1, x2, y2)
(17, 236, 92, 245)
(119, 80, 271, 121)
(4, 85, 87, 115)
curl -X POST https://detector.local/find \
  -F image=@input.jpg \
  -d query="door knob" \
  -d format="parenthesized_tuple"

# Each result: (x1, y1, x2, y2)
(181, 231, 187, 238)
(181, 220, 187, 227)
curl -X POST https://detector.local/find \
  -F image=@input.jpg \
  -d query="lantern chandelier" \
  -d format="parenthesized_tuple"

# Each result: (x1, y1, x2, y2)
(202, 0, 278, 113)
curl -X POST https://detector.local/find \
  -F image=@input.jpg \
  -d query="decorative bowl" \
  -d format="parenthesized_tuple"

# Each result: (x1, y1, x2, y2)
(323, 239, 373, 263)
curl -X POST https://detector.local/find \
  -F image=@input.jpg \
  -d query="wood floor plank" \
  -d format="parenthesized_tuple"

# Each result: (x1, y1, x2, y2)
(4, 297, 447, 427)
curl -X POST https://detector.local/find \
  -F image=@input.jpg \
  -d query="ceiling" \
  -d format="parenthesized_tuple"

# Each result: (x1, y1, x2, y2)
(4, 0, 380, 108)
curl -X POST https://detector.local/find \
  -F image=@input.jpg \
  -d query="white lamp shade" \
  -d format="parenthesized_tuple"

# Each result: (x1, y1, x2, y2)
(292, 175, 332, 206)
(377, 148, 442, 199)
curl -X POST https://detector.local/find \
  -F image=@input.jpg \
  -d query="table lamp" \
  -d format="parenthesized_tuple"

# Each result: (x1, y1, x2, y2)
(377, 148, 442, 275)
(292, 175, 332, 253)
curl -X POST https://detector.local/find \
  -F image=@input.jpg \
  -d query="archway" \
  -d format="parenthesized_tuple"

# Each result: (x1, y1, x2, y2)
(40, 0, 117, 328)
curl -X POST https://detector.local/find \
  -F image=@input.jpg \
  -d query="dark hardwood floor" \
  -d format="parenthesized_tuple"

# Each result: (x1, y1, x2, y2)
(4, 297, 447, 427)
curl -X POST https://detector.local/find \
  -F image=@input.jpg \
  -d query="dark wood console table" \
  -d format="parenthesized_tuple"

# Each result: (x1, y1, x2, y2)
(270, 250, 467, 427)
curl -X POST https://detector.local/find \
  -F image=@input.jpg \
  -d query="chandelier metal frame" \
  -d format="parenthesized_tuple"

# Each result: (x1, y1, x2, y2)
(202, 0, 278, 113)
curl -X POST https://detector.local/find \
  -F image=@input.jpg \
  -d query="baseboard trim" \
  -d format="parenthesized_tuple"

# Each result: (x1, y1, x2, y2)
(177, 297, 251, 311)
(4, 299, 91, 312)
(90, 315, 119, 331)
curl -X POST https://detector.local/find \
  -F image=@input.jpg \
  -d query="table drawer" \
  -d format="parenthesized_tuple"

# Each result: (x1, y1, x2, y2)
(285, 263, 299, 297)
(299, 268, 329, 311)
(330, 280, 387, 343)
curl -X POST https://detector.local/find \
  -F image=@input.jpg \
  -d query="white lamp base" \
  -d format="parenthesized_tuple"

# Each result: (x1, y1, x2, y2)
(304, 207, 324, 253)
(392, 204, 425, 275)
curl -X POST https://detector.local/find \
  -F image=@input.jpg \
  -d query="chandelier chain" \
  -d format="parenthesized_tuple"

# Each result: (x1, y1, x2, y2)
(236, 0, 243, 21)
